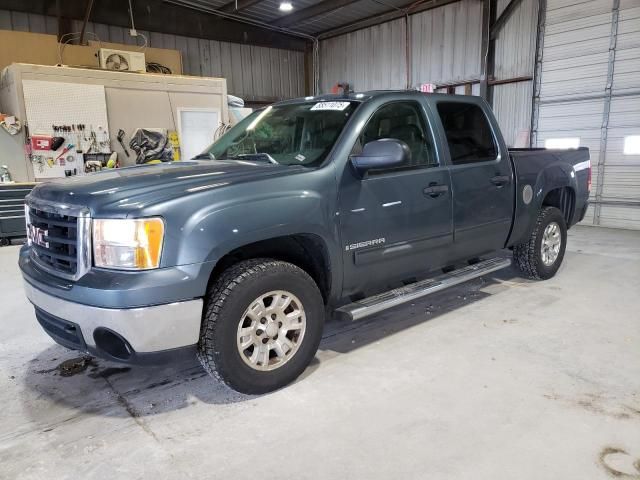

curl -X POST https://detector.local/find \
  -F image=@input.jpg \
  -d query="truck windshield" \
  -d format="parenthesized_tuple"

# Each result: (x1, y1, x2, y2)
(201, 101, 359, 167)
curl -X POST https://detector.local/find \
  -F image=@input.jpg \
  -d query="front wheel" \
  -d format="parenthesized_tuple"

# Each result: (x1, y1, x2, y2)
(513, 206, 567, 280)
(198, 259, 324, 394)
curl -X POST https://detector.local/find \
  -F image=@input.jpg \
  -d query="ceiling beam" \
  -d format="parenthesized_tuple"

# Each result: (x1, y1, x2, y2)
(272, 0, 361, 27)
(316, 0, 459, 39)
(0, 0, 308, 50)
(490, 0, 525, 39)
(218, 0, 265, 13)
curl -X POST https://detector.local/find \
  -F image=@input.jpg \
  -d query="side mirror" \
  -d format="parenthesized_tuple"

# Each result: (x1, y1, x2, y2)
(350, 139, 410, 176)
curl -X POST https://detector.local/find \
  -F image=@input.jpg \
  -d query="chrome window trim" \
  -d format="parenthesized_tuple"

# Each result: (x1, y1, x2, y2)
(25, 195, 92, 281)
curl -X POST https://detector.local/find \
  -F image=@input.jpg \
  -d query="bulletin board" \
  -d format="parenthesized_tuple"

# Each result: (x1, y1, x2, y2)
(22, 79, 111, 179)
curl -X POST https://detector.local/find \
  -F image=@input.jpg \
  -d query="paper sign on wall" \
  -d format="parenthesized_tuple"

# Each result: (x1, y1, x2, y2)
(178, 109, 220, 161)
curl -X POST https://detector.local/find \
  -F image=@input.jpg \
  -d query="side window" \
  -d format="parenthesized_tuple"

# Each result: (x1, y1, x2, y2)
(436, 102, 498, 165)
(355, 101, 438, 171)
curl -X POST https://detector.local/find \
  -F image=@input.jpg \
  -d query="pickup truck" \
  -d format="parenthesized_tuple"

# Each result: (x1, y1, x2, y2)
(20, 91, 591, 394)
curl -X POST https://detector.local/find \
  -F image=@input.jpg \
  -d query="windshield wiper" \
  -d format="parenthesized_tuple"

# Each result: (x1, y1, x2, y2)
(234, 153, 279, 165)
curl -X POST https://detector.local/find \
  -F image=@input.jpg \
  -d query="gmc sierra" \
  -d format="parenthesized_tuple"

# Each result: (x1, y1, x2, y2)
(20, 91, 590, 393)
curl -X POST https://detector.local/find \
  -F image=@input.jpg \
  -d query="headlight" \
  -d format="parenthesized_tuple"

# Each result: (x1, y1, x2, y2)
(93, 218, 164, 270)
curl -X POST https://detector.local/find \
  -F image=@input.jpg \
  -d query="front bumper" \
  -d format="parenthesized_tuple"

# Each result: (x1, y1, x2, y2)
(23, 280, 202, 363)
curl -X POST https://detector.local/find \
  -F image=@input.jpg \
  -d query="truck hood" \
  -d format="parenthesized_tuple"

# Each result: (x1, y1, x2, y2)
(30, 160, 306, 214)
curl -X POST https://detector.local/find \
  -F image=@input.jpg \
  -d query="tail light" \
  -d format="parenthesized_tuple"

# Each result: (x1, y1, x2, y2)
(587, 164, 592, 193)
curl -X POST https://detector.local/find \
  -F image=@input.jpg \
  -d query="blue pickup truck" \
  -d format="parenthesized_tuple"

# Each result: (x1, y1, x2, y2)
(20, 91, 590, 393)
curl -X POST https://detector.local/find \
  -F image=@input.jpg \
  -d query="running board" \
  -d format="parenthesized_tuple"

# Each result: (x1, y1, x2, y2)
(336, 257, 511, 321)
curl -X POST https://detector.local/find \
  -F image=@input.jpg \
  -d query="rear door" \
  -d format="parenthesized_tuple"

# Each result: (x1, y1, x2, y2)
(432, 100, 514, 258)
(338, 99, 453, 297)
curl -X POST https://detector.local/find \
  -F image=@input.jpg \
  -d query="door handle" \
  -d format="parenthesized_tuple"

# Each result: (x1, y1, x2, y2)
(423, 183, 449, 198)
(490, 175, 510, 187)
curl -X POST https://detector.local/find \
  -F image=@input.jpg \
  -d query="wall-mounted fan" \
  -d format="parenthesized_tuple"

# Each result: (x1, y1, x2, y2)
(105, 53, 130, 71)
(98, 49, 146, 72)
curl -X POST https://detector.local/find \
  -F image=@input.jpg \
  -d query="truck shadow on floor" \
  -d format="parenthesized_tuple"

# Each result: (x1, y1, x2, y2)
(20, 266, 525, 418)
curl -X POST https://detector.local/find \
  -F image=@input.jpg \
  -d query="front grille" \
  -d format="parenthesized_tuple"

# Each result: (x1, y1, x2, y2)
(29, 206, 79, 275)
(34, 307, 86, 351)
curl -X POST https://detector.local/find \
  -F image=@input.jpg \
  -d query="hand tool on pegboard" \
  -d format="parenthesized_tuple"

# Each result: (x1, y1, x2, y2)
(56, 144, 75, 161)
(117, 129, 130, 157)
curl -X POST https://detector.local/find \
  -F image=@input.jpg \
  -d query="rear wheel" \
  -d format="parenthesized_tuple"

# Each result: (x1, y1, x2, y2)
(198, 259, 324, 394)
(513, 206, 567, 280)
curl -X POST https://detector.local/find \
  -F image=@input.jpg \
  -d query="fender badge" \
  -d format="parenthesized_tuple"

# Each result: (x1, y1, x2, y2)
(345, 238, 385, 251)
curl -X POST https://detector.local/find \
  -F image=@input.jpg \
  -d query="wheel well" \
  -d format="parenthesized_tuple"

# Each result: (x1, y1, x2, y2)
(208, 234, 331, 303)
(542, 187, 575, 225)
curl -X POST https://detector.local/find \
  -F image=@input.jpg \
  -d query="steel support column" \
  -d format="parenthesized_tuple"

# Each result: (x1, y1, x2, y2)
(593, 0, 620, 225)
(530, 0, 547, 147)
(479, 0, 498, 101)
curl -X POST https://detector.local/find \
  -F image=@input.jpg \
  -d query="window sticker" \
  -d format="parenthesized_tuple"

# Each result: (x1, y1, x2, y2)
(310, 102, 351, 111)
(295, 154, 306, 162)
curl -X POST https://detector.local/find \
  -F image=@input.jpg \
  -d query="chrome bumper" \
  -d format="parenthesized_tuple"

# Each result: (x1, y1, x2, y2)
(24, 281, 203, 353)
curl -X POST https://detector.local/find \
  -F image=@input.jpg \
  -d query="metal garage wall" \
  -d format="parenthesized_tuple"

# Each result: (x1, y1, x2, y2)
(533, 0, 640, 229)
(603, 0, 640, 229)
(493, 81, 535, 146)
(151, 34, 304, 101)
(319, 18, 407, 92)
(319, 0, 483, 92)
(319, 0, 537, 147)
(410, 0, 483, 86)
(491, 0, 538, 146)
(0, 9, 304, 101)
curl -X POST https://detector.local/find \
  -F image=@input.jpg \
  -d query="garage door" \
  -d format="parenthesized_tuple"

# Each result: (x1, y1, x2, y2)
(532, 0, 640, 229)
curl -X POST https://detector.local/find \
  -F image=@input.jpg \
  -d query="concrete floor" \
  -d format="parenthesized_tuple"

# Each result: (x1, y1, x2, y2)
(1, 225, 639, 480)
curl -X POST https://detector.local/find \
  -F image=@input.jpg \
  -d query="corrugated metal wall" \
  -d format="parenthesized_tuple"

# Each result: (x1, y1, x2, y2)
(319, 0, 484, 92)
(0, 9, 304, 101)
(533, 0, 640, 230)
(319, 18, 407, 92)
(493, 81, 535, 146)
(410, 0, 483, 86)
(491, 0, 538, 146)
(319, 0, 538, 146)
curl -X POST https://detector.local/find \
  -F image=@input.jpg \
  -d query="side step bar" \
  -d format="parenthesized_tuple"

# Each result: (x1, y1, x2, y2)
(336, 257, 511, 321)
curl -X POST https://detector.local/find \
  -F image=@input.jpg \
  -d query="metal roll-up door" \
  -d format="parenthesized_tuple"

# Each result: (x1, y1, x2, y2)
(533, 0, 640, 229)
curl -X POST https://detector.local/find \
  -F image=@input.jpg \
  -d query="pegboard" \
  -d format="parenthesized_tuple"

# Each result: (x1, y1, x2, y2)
(22, 80, 110, 179)
(22, 80, 109, 135)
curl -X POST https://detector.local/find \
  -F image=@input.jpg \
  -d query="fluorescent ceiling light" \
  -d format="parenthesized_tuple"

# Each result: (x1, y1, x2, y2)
(279, 2, 293, 11)
(545, 137, 580, 149)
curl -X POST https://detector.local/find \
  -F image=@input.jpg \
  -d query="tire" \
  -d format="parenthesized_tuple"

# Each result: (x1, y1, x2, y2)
(513, 206, 567, 280)
(198, 259, 324, 394)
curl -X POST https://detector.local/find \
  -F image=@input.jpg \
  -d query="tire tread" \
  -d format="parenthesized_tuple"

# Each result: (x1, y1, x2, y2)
(197, 258, 320, 392)
(513, 206, 565, 280)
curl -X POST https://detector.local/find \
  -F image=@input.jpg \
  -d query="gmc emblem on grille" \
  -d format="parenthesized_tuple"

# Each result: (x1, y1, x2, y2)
(28, 224, 49, 248)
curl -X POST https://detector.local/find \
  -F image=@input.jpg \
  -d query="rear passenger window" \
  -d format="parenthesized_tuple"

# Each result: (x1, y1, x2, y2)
(437, 102, 498, 165)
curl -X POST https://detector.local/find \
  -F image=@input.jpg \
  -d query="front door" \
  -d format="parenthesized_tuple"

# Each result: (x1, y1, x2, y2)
(338, 100, 454, 298)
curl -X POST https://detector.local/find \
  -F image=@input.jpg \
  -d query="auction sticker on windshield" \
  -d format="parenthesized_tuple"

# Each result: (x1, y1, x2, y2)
(310, 102, 351, 111)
